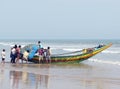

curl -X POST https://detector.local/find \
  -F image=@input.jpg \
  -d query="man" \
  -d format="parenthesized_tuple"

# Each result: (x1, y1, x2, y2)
(1, 49, 5, 64)
(38, 41, 43, 49)
(22, 50, 30, 63)
(46, 47, 51, 63)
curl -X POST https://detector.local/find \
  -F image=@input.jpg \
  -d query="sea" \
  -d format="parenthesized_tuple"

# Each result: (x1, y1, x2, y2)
(0, 39, 120, 64)
(0, 39, 120, 89)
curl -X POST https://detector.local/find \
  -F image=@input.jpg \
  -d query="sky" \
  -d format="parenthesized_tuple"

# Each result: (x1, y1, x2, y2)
(0, 0, 120, 40)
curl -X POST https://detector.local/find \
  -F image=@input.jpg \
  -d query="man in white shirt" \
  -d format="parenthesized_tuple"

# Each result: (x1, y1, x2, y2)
(1, 49, 5, 64)
(10, 47, 16, 63)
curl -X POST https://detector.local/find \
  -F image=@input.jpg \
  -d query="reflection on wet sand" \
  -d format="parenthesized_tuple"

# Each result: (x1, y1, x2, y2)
(0, 69, 4, 88)
(0, 63, 120, 89)
(0, 63, 93, 89)
(10, 71, 22, 89)
(35, 74, 49, 89)
(8, 63, 93, 89)
(9, 64, 50, 89)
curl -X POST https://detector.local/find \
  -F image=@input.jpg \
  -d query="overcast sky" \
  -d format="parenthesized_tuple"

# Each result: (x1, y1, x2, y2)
(0, 0, 120, 40)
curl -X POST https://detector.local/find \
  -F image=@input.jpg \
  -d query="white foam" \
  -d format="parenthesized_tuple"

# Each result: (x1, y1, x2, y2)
(0, 42, 12, 46)
(88, 58, 120, 66)
(102, 50, 120, 54)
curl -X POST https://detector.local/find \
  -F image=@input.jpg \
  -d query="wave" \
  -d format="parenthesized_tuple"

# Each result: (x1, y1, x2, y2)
(102, 50, 120, 54)
(88, 58, 120, 66)
(0, 42, 26, 48)
(0, 42, 13, 46)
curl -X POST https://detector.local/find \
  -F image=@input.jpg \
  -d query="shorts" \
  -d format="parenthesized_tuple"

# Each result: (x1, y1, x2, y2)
(2, 58, 5, 61)
(46, 55, 51, 60)
(39, 55, 43, 60)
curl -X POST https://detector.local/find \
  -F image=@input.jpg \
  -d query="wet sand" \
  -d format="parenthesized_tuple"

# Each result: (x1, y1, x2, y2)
(0, 62, 120, 89)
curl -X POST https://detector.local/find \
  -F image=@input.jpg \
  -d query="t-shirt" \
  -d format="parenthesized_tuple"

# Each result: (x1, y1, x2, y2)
(16, 48, 20, 54)
(38, 49, 44, 55)
(38, 44, 43, 49)
(11, 48, 16, 54)
(1, 51, 5, 58)
(46, 49, 51, 56)
(23, 51, 29, 59)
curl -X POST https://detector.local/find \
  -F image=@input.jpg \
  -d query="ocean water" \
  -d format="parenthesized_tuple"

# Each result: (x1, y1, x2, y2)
(0, 39, 119, 65)
(0, 39, 120, 65)
(0, 39, 120, 89)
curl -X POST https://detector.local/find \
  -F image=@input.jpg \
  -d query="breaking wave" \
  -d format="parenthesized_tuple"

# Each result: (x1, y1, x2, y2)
(88, 58, 120, 66)
(102, 50, 120, 54)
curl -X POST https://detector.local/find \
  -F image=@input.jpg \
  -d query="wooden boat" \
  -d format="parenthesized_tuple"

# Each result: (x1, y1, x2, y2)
(22, 43, 112, 64)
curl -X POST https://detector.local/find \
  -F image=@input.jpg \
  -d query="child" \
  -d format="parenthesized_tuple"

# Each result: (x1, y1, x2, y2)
(1, 49, 5, 64)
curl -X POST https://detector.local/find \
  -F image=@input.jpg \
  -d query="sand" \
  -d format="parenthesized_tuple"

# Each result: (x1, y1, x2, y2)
(0, 62, 120, 89)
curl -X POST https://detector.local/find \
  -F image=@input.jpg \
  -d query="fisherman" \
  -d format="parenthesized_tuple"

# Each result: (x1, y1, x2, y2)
(45, 47, 51, 63)
(10, 45, 17, 63)
(1, 49, 5, 64)
(37, 41, 44, 63)
(38, 48, 44, 63)
(15, 45, 21, 63)
(38, 41, 43, 49)
(22, 50, 30, 63)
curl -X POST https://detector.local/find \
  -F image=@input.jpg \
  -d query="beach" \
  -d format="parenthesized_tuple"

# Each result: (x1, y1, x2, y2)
(0, 39, 120, 89)
(1, 0, 119, 88)
(0, 62, 120, 89)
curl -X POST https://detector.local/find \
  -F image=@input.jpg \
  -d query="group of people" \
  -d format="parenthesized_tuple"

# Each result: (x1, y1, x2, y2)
(1, 44, 22, 64)
(1, 41, 51, 64)
(37, 41, 51, 63)
(10, 44, 22, 64)
(21, 41, 51, 63)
